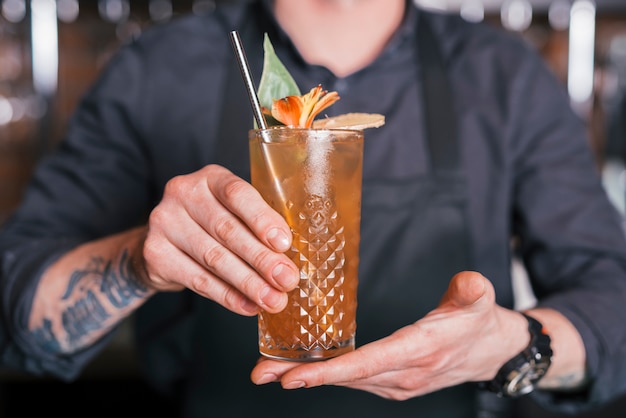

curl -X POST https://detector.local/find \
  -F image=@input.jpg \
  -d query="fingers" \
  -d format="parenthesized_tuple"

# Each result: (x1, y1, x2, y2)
(252, 335, 407, 389)
(207, 166, 292, 252)
(252, 355, 442, 401)
(251, 358, 302, 385)
(250, 353, 360, 388)
(144, 165, 299, 314)
(187, 167, 299, 289)
(250, 272, 504, 400)
(142, 217, 263, 315)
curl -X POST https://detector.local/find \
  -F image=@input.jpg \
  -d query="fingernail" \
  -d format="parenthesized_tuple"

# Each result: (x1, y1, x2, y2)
(267, 228, 291, 252)
(255, 373, 278, 385)
(272, 263, 298, 289)
(260, 286, 285, 310)
(240, 297, 259, 314)
(283, 381, 306, 390)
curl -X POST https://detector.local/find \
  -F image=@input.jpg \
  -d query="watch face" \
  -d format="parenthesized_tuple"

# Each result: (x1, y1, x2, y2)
(505, 355, 551, 397)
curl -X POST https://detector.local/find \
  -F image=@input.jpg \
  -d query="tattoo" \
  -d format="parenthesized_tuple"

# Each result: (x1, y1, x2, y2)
(62, 250, 148, 307)
(31, 319, 62, 354)
(539, 370, 589, 391)
(101, 249, 148, 308)
(62, 290, 110, 346)
(33, 248, 149, 352)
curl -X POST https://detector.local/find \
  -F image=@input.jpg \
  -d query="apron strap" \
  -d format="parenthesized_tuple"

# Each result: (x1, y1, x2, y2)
(417, 13, 460, 174)
(416, 12, 515, 418)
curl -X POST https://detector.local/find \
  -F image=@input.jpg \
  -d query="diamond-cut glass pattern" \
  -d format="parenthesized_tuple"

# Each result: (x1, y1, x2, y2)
(258, 194, 356, 359)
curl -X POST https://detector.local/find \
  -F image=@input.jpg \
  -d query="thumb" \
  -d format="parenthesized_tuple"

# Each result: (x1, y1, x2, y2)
(443, 271, 493, 308)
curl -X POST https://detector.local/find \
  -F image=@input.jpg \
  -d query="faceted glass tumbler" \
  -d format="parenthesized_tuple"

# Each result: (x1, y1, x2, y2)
(249, 127, 363, 361)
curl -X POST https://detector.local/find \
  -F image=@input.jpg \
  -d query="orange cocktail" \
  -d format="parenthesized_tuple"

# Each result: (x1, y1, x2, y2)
(249, 127, 363, 361)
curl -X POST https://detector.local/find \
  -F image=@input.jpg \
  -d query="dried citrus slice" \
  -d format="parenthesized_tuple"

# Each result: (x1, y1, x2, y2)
(312, 112, 385, 130)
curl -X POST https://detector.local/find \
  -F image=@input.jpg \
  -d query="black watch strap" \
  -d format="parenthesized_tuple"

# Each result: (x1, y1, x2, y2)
(478, 313, 553, 398)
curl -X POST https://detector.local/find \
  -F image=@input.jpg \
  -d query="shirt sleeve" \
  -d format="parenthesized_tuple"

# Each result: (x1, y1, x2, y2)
(0, 9, 229, 381)
(504, 36, 626, 412)
(0, 38, 152, 380)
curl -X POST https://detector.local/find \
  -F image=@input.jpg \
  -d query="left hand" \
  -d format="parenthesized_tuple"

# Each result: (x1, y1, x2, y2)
(250, 271, 528, 400)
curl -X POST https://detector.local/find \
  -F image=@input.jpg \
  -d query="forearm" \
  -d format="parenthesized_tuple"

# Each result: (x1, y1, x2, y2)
(28, 226, 155, 355)
(525, 307, 588, 391)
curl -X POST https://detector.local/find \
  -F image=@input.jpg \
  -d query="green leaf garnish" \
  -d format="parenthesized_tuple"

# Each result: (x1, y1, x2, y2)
(254, 33, 385, 131)
(257, 33, 301, 116)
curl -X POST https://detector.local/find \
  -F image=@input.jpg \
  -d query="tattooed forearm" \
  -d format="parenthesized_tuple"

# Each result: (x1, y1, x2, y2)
(32, 248, 149, 353)
(62, 250, 148, 307)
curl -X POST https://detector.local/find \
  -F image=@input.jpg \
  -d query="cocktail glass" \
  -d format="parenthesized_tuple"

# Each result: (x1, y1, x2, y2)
(249, 127, 363, 361)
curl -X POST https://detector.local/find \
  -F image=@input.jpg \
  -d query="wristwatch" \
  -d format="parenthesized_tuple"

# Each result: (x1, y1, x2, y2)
(478, 313, 553, 398)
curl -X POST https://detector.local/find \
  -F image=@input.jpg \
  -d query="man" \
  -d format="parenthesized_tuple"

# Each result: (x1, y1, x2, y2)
(2, 0, 626, 416)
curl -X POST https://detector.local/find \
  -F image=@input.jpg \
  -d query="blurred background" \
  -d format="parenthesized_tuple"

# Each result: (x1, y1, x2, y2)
(0, 0, 625, 417)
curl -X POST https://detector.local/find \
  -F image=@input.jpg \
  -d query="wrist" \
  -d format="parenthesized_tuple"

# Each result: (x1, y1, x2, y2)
(493, 308, 531, 373)
(479, 311, 553, 397)
(126, 226, 157, 296)
(524, 308, 588, 391)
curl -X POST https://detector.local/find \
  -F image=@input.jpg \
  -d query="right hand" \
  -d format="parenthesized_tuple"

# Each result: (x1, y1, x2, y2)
(137, 164, 299, 316)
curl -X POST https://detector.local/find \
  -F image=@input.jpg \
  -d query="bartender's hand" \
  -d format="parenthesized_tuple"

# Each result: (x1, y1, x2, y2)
(251, 271, 530, 400)
(138, 164, 299, 315)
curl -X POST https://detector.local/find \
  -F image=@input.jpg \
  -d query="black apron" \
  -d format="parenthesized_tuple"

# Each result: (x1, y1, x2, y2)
(138, 5, 513, 417)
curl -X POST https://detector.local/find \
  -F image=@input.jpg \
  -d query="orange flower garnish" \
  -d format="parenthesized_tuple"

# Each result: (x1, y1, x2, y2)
(263, 85, 340, 128)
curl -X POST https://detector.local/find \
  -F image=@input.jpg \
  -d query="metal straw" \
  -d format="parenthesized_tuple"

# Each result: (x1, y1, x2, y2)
(229, 30, 268, 129)
(228, 30, 293, 224)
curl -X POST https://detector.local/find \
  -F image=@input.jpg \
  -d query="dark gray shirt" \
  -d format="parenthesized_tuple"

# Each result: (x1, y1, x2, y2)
(2, 0, 626, 415)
